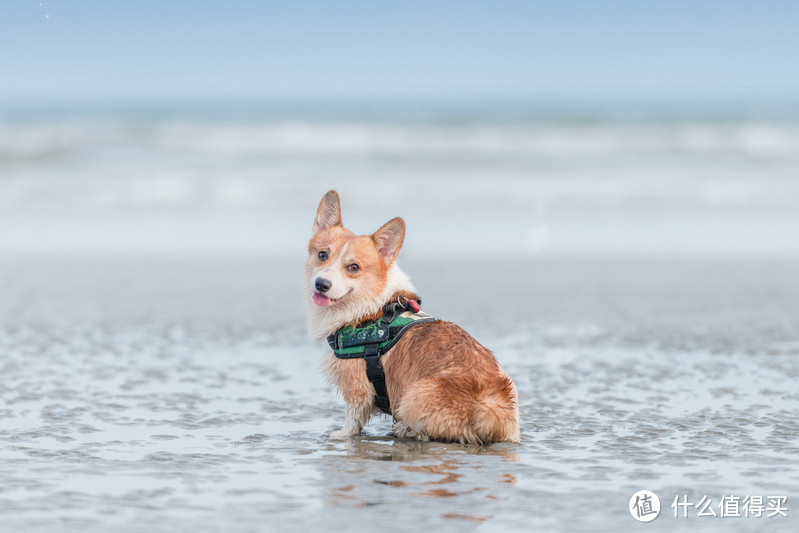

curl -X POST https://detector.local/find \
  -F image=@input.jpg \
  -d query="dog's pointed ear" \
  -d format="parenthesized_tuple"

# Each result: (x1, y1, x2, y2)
(312, 190, 342, 234)
(372, 217, 405, 264)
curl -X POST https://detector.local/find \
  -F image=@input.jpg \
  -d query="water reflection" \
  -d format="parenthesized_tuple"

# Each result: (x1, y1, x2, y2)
(323, 434, 519, 522)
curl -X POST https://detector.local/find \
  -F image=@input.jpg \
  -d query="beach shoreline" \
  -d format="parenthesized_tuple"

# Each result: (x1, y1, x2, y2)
(1, 254, 797, 531)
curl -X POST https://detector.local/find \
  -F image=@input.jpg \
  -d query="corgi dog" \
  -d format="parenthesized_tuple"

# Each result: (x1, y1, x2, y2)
(305, 190, 520, 444)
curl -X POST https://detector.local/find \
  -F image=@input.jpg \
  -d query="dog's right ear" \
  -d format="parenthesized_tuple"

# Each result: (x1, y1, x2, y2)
(312, 190, 342, 235)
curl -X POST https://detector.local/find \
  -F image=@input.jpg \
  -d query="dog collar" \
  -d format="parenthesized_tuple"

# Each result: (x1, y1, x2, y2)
(327, 296, 437, 415)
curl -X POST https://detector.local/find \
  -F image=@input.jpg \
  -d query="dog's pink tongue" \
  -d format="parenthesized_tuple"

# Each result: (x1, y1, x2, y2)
(313, 293, 331, 307)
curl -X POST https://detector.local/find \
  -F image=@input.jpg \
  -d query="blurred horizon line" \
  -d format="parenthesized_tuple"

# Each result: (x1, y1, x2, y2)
(3, 93, 799, 123)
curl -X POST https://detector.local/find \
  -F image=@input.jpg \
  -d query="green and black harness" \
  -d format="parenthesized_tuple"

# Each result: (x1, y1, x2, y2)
(327, 297, 436, 415)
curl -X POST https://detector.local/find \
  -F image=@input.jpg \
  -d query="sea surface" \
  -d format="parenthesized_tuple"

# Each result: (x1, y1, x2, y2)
(0, 99, 798, 531)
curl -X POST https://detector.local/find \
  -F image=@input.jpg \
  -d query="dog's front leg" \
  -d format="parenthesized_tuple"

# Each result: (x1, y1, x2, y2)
(330, 401, 372, 439)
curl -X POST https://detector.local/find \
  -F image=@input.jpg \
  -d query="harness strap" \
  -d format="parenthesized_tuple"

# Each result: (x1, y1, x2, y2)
(329, 315, 436, 358)
(363, 345, 391, 414)
(328, 298, 436, 416)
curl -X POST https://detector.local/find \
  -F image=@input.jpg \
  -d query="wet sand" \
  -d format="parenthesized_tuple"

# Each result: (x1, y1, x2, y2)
(0, 255, 797, 532)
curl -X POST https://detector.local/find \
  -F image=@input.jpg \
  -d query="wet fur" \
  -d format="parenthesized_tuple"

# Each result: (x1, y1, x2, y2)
(306, 190, 520, 444)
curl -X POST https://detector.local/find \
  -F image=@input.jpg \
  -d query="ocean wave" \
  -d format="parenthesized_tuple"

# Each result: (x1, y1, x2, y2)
(1, 119, 798, 162)
(2, 116, 798, 210)
(2, 174, 799, 211)
(153, 121, 799, 161)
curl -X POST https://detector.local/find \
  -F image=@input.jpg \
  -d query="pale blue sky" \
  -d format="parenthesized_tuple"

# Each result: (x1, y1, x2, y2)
(1, 0, 798, 103)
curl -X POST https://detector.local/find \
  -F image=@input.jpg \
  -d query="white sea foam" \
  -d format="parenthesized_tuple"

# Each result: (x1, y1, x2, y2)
(2, 118, 798, 159)
(9, 121, 792, 158)
(1, 106, 798, 256)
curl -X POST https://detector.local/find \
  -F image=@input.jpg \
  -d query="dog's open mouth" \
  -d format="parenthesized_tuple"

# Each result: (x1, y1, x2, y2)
(312, 290, 351, 307)
(312, 292, 333, 307)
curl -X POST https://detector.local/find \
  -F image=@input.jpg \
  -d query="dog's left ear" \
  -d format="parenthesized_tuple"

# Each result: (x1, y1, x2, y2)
(372, 217, 405, 264)
(313, 190, 342, 234)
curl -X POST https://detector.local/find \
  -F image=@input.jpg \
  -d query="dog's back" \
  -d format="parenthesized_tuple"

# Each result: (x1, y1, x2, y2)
(384, 321, 520, 444)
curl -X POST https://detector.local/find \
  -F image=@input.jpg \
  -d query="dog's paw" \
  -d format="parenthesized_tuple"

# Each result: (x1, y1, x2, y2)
(330, 428, 356, 439)
(392, 421, 415, 439)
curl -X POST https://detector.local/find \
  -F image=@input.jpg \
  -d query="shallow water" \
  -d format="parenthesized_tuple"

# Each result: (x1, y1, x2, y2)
(0, 256, 797, 532)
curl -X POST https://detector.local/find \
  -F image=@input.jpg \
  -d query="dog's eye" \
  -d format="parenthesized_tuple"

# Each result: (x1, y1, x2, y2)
(318, 251, 328, 262)
(347, 263, 360, 273)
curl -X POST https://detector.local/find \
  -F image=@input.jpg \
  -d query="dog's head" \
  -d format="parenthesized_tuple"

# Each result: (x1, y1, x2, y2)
(305, 190, 406, 313)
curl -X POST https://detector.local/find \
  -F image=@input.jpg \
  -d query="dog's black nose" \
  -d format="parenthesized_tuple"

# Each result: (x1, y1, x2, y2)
(315, 277, 332, 293)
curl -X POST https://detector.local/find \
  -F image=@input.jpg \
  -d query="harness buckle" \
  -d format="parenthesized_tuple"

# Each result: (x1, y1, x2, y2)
(363, 344, 383, 381)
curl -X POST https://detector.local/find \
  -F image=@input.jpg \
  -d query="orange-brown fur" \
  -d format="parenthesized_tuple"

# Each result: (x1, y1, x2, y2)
(383, 321, 520, 444)
(307, 190, 520, 444)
